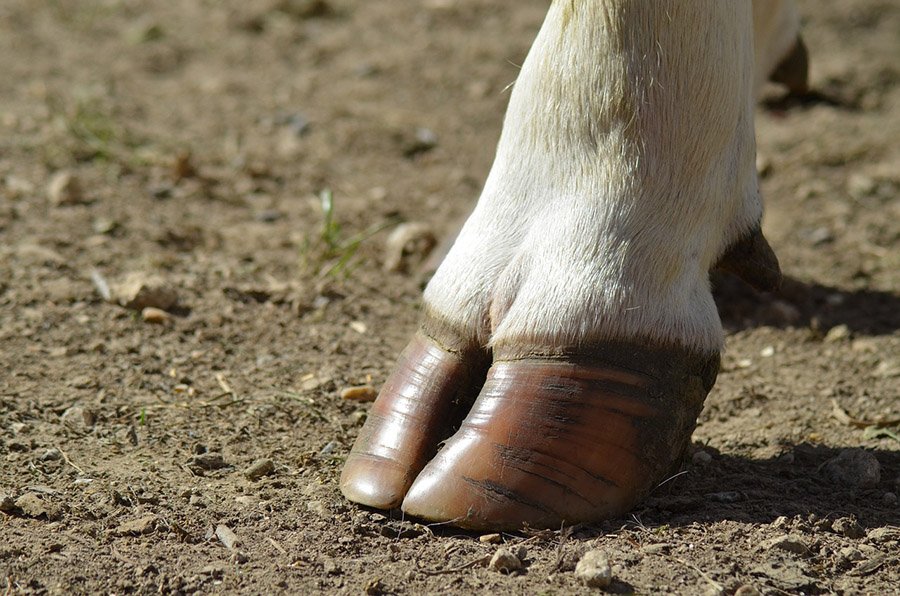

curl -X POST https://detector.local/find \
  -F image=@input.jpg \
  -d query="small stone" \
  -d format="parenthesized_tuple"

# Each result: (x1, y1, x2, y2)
(40, 448, 62, 462)
(111, 273, 178, 311)
(141, 307, 171, 324)
(60, 405, 97, 429)
(838, 546, 864, 562)
(340, 385, 377, 402)
(0, 495, 16, 513)
(215, 524, 241, 550)
(479, 533, 501, 544)
(575, 549, 612, 588)
(47, 171, 84, 206)
(189, 452, 229, 472)
(692, 450, 713, 466)
(403, 128, 438, 157)
(820, 449, 881, 489)
(760, 345, 775, 358)
(824, 324, 850, 343)
(489, 548, 522, 574)
(866, 527, 900, 543)
(734, 585, 762, 596)
(641, 543, 670, 554)
(760, 534, 808, 555)
(383, 222, 437, 273)
(847, 174, 877, 199)
(882, 492, 897, 507)
(15, 493, 63, 520)
(768, 300, 801, 324)
(115, 515, 158, 536)
(832, 517, 865, 539)
(244, 458, 275, 480)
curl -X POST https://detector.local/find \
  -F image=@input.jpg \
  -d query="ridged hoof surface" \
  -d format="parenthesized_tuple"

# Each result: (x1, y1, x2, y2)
(400, 343, 718, 530)
(340, 332, 485, 509)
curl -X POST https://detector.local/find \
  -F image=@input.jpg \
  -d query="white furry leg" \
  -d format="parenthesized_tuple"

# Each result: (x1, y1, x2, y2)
(426, 1, 766, 356)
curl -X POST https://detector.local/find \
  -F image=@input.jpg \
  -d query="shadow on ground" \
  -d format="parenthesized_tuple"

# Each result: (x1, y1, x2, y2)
(713, 272, 900, 336)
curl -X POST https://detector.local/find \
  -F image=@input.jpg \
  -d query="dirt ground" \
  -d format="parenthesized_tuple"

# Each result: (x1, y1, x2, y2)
(1, 1, 898, 594)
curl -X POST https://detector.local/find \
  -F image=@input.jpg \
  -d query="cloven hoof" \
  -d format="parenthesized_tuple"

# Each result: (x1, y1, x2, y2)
(342, 334, 719, 531)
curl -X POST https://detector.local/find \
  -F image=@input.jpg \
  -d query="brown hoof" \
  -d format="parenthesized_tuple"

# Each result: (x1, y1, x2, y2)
(401, 342, 719, 530)
(769, 35, 809, 96)
(340, 332, 486, 509)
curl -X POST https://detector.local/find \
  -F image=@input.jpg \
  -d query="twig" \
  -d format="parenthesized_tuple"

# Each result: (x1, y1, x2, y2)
(56, 446, 85, 475)
(417, 555, 491, 576)
(673, 556, 724, 593)
(268, 537, 288, 556)
(831, 399, 900, 428)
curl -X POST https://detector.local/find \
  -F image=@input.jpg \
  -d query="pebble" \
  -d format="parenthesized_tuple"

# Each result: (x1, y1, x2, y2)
(340, 385, 378, 402)
(111, 273, 178, 311)
(244, 458, 275, 480)
(882, 492, 897, 507)
(832, 517, 865, 539)
(40, 448, 62, 462)
(824, 324, 850, 343)
(383, 222, 437, 272)
(846, 174, 877, 199)
(479, 533, 501, 544)
(114, 515, 158, 536)
(141, 307, 171, 324)
(489, 548, 522, 574)
(215, 524, 241, 550)
(403, 127, 438, 157)
(760, 534, 808, 555)
(61, 405, 97, 429)
(47, 171, 84, 206)
(575, 549, 613, 588)
(0, 494, 16, 513)
(734, 585, 761, 596)
(820, 449, 881, 488)
(692, 450, 713, 466)
(866, 527, 900, 543)
(189, 452, 229, 472)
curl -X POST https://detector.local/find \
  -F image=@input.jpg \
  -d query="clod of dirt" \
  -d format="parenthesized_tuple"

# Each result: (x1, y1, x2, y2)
(215, 524, 241, 550)
(47, 171, 84, 206)
(832, 517, 865, 539)
(114, 515, 158, 536)
(340, 385, 378, 402)
(244, 458, 275, 480)
(60, 405, 97, 430)
(489, 548, 522, 574)
(172, 151, 196, 181)
(866, 527, 900, 543)
(364, 578, 386, 596)
(759, 534, 808, 555)
(882, 492, 898, 506)
(111, 273, 179, 311)
(383, 222, 437, 273)
(377, 520, 424, 539)
(403, 127, 439, 158)
(819, 449, 881, 488)
(0, 495, 16, 513)
(692, 449, 713, 466)
(824, 324, 851, 343)
(141, 306, 171, 324)
(189, 452, 230, 474)
(734, 585, 762, 596)
(575, 549, 613, 588)
(41, 448, 62, 462)
(14, 493, 63, 521)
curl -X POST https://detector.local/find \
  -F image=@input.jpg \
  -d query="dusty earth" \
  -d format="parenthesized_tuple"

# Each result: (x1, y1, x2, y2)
(1, 0, 899, 594)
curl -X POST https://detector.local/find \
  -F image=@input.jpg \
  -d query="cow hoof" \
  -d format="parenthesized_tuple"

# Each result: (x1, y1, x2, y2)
(769, 34, 809, 96)
(340, 332, 486, 509)
(400, 342, 719, 530)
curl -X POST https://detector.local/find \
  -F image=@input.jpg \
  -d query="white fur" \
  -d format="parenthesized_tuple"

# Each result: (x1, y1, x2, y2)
(424, 1, 799, 355)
